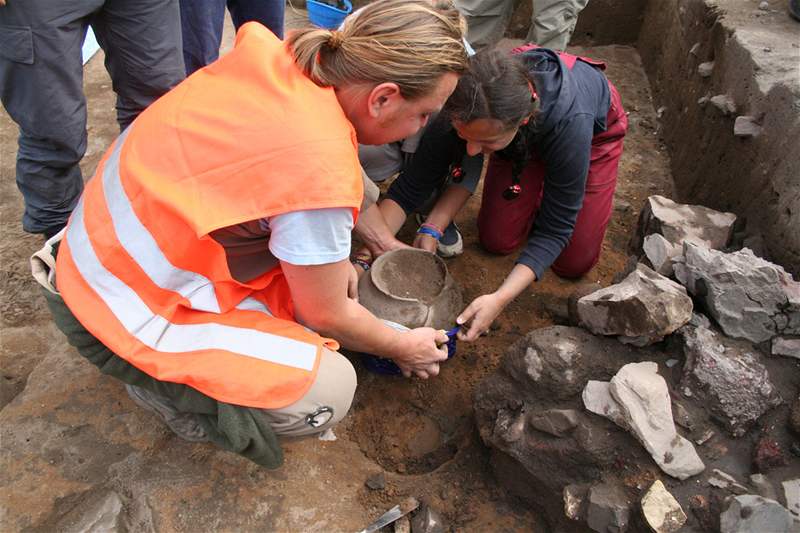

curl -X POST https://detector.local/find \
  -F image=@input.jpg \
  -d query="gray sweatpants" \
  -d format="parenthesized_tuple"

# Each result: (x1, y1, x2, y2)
(0, 0, 185, 235)
(457, 0, 590, 51)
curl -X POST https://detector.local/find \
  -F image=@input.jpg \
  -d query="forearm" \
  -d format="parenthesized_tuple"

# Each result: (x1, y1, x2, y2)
(424, 185, 471, 230)
(494, 263, 537, 305)
(353, 203, 404, 256)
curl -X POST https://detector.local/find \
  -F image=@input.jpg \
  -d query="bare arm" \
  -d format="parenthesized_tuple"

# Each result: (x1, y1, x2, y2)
(281, 258, 448, 378)
(413, 184, 472, 252)
(353, 202, 409, 257)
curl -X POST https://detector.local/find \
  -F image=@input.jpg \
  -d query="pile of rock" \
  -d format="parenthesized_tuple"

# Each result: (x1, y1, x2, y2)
(473, 195, 799, 532)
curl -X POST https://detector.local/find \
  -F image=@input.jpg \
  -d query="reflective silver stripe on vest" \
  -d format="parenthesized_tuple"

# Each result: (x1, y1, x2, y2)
(66, 194, 317, 371)
(101, 130, 220, 313)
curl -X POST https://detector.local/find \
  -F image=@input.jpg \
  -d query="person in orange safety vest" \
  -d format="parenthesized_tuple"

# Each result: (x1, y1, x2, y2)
(31, 0, 468, 469)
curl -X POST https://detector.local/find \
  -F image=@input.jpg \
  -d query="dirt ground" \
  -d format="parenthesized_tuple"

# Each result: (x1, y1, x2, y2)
(0, 11, 675, 533)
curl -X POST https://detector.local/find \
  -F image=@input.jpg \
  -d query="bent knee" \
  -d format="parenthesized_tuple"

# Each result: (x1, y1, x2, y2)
(478, 231, 521, 255)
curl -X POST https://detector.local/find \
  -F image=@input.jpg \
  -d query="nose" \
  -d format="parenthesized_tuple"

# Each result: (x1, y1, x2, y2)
(465, 142, 482, 156)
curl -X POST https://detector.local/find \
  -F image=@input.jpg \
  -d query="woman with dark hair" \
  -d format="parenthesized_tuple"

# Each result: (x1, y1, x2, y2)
(358, 44, 628, 341)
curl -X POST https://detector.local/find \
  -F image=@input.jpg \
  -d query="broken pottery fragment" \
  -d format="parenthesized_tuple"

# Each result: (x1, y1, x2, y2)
(679, 324, 781, 436)
(641, 480, 687, 533)
(674, 243, 800, 344)
(586, 483, 631, 533)
(358, 248, 462, 330)
(708, 469, 749, 495)
(719, 495, 796, 533)
(609, 362, 705, 480)
(576, 264, 693, 346)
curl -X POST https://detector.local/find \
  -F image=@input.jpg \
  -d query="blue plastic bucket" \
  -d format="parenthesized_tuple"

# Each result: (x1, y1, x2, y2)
(307, 0, 353, 29)
(360, 325, 460, 376)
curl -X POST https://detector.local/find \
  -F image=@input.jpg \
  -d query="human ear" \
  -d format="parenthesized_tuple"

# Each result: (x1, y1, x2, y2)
(367, 82, 401, 118)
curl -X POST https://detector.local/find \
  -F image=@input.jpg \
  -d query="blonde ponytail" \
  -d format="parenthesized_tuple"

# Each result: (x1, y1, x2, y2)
(287, 0, 467, 100)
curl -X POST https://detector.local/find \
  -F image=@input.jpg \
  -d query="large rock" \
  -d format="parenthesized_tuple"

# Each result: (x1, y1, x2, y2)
(604, 362, 705, 480)
(630, 195, 736, 271)
(577, 264, 693, 346)
(719, 495, 796, 533)
(586, 483, 631, 533)
(674, 244, 800, 344)
(474, 327, 654, 530)
(679, 325, 782, 437)
(640, 480, 687, 533)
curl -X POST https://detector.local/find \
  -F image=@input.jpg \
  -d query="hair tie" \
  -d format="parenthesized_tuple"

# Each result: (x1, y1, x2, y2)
(328, 31, 344, 50)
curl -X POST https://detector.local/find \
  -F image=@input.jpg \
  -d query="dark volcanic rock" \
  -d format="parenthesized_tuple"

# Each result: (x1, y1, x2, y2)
(752, 436, 787, 473)
(679, 325, 782, 437)
(586, 482, 631, 533)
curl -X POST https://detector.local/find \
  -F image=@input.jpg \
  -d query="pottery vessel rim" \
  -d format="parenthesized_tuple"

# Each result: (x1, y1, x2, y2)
(370, 248, 447, 303)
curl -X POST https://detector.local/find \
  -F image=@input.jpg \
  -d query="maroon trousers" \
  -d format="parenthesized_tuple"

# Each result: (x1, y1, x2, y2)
(477, 82, 628, 279)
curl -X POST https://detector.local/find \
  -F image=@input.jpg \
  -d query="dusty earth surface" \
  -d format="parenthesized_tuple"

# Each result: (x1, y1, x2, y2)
(4, 3, 785, 531)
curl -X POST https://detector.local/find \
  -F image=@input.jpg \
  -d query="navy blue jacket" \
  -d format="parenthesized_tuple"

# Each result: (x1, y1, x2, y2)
(387, 48, 611, 280)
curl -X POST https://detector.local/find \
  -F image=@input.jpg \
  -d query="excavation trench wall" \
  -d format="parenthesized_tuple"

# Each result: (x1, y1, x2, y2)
(509, 0, 800, 274)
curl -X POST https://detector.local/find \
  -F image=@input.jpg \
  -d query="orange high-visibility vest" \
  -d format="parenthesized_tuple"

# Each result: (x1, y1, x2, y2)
(56, 23, 364, 409)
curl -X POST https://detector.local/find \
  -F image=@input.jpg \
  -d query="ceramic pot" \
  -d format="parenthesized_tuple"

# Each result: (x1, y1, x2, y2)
(358, 248, 463, 330)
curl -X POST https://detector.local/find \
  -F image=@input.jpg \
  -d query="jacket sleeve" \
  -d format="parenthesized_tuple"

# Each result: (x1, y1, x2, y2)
(516, 114, 595, 279)
(386, 117, 461, 214)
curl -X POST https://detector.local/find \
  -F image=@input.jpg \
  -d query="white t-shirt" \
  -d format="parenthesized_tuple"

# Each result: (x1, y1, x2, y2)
(211, 207, 353, 283)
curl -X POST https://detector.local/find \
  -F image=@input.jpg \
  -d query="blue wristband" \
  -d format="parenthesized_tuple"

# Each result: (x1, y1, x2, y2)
(417, 225, 442, 241)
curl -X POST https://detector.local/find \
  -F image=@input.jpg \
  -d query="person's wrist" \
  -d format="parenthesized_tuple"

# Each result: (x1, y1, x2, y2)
(417, 223, 443, 241)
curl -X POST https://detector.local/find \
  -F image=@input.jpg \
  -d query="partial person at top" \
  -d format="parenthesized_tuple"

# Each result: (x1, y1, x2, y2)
(180, 0, 286, 76)
(456, 0, 589, 50)
(0, 0, 185, 239)
(33, 0, 468, 469)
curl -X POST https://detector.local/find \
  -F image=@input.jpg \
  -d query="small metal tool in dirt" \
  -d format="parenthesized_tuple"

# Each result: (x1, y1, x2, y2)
(357, 497, 419, 533)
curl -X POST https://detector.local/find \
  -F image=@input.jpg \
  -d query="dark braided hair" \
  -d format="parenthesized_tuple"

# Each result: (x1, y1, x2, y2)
(442, 49, 538, 188)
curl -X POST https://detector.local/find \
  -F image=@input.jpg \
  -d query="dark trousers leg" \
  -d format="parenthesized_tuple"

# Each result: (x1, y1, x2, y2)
(91, 0, 185, 132)
(41, 288, 283, 468)
(178, 0, 227, 76)
(228, 0, 285, 39)
(0, 0, 101, 235)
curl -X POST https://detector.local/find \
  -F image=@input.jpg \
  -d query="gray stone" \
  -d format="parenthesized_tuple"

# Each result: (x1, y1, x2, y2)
(631, 195, 737, 259)
(772, 337, 800, 359)
(609, 362, 705, 480)
(698, 61, 715, 77)
(720, 495, 795, 533)
(680, 325, 781, 436)
(527, 409, 579, 437)
(750, 474, 779, 501)
(734, 115, 763, 137)
(784, 479, 800, 518)
(671, 401, 694, 430)
(365, 472, 386, 490)
(577, 264, 693, 346)
(758, 1, 770, 9)
(697, 95, 710, 107)
(689, 42, 701, 56)
(688, 312, 711, 329)
(583, 380, 629, 429)
(587, 483, 631, 533)
(410, 503, 445, 533)
(708, 469, 749, 495)
(395, 515, 411, 533)
(641, 479, 687, 533)
(674, 244, 800, 344)
(643, 233, 681, 276)
(564, 484, 589, 521)
(67, 492, 124, 533)
(710, 94, 737, 115)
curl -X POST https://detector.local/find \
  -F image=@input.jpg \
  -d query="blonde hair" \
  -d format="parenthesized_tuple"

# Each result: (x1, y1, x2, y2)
(288, 0, 468, 100)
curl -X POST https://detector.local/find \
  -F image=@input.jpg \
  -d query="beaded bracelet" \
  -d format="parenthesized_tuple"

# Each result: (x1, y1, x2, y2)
(417, 222, 443, 241)
(351, 252, 373, 271)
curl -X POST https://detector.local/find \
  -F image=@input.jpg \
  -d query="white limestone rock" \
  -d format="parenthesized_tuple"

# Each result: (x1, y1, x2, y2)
(698, 61, 715, 77)
(582, 380, 628, 429)
(641, 480, 687, 533)
(720, 495, 796, 533)
(609, 362, 705, 480)
(772, 337, 800, 359)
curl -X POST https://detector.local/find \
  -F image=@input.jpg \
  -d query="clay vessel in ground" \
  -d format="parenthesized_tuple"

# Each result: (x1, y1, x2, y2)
(358, 248, 463, 330)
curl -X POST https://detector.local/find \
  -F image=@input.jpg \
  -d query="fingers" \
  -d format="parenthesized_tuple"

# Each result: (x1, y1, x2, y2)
(456, 300, 479, 328)
(435, 329, 449, 345)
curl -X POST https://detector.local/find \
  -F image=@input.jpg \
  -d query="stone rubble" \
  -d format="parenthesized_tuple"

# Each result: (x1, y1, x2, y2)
(697, 61, 715, 77)
(576, 264, 693, 346)
(410, 503, 445, 533)
(563, 484, 589, 521)
(783, 479, 800, 518)
(719, 495, 796, 533)
(734, 115, 762, 137)
(708, 469, 749, 495)
(586, 483, 631, 533)
(641, 480, 687, 533)
(674, 243, 800, 344)
(750, 473, 779, 501)
(679, 324, 782, 436)
(584, 362, 705, 480)
(631, 195, 736, 276)
(753, 436, 787, 472)
(772, 337, 800, 359)
(710, 94, 737, 115)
